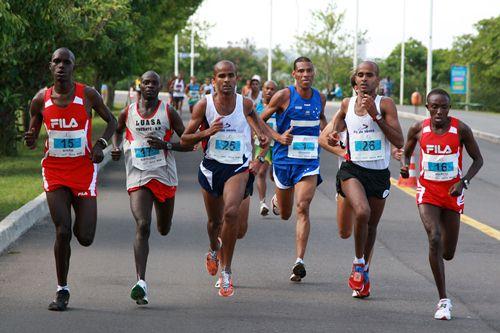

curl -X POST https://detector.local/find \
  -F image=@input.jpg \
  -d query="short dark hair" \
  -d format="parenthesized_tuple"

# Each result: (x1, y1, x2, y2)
(426, 88, 451, 104)
(293, 56, 313, 70)
(354, 60, 380, 77)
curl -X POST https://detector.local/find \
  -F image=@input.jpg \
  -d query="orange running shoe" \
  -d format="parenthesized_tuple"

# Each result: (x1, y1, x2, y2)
(348, 263, 365, 291)
(205, 238, 222, 276)
(218, 271, 234, 297)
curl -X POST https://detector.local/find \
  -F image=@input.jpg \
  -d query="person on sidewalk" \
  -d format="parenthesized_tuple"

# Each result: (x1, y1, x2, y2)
(400, 88, 483, 320)
(260, 56, 327, 282)
(181, 60, 270, 297)
(24, 47, 117, 311)
(254, 80, 278, 216)
(111, 71, 193, 305)
(331, 61, 404, 298)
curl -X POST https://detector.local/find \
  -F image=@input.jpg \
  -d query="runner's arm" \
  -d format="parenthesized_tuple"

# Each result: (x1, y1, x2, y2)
(86, 87, 117, 147)
(243, 98, 270, 148)
(377, 97, 404, 148)
(168, 107, 194, 151)
(400, 121, 422, 177)
(180, 98, 220, 146)
(260, 89, 289, 142)
(319, 116, 346, 157)
(459, 121, 483, 183)
(24, 89, 45, 149)
(111, 108, 128, 161)
(319, 93, 327, 130)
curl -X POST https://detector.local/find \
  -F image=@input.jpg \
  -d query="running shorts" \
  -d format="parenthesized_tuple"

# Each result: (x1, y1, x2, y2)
(128, 179, 177, 203)
(198, 158, 254, 198)
(273, 163, 322, 190)
(336, 161, 390, 199)
(416, 180, 464, 214)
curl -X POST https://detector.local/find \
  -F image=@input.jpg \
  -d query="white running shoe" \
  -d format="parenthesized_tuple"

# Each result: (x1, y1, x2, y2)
(130, 279, 148, 305)
(434, 298, 452, 320)
(271, 194, 280, 216)
(259, 201, 269, 216)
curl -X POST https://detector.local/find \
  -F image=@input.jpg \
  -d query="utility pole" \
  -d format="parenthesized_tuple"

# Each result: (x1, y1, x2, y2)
(174, 34, 179, 76)
(426, 0, 433, 97)
(268, 0, 273, 81)
(399, 0, 406, 106)
(190, 27, 195, 77)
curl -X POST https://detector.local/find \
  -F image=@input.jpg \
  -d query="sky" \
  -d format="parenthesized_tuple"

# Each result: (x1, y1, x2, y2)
(190, 0, 500, 59)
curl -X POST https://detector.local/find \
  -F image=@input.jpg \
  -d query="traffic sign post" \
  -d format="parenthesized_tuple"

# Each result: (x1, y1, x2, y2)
(450, 65, 467, 95)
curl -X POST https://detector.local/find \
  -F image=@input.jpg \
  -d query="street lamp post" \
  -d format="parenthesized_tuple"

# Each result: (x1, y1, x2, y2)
(400, 0, 406, 106)
(426, 0, 433, 97)
(174, 34, 179, 77)
(190, 27, 195, 77)
(268, 0, 273, 81)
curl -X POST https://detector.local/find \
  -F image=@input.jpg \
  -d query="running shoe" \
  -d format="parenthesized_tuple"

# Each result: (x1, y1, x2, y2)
(48, 289, 70, 311)
(130, 280, 148, 305)
(271, 194, 280, 216)
(218, 271, 234, 297)
(205, 237, 222, 276)
(259, 200, 269, 216)
(290, 262, 306, 282)
(352, 270, 370, 298)
(348, 263, 365, 291)
(434, 298, 452, 320)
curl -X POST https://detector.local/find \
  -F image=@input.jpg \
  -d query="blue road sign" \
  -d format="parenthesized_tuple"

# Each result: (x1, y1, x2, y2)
(450, 65, 467, 94)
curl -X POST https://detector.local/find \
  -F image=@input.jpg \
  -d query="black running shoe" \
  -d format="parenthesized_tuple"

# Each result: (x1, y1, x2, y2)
(290, 262, 306, 282)
(48, 289, 70, 311)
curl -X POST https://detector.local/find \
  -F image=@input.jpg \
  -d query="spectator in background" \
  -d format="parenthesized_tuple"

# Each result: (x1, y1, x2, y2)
(333, 83, 343, 100)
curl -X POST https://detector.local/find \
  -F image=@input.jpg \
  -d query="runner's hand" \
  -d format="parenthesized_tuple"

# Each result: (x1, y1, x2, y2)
(400, 165, 409, 178)
(207, 116, 223, 136)
(24, 127, 37, 149)
(361, 95, 378, 119)
(392, 147, 403, 161)
(91, 145, 104, 163)
(327, 130, 340, 147)
(249, 160, 261, 174)
(279, 126, 294, 145)
(258, 133, 269, 148)
(146, 134, 166, 150)
(449, 182, 464, 197)
(111, 147, 121, 161)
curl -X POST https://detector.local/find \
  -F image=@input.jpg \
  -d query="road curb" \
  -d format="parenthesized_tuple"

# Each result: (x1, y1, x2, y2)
(397, 111, 500, 144)
(0, 146, 113, 254)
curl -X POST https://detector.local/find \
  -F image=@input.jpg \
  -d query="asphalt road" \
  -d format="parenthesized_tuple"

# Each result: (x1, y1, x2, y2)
(1, 103, 499, 332)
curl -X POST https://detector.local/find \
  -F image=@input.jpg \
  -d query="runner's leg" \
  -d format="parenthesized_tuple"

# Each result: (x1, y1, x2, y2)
(46, 188, 73, 287)
(237, 196, 250, 239)
(440, 209, 460, 261)
(341, 178, 371, 258)
(363, 197, 386, 262)
(72, 196, 97, 247)
(275, 187, 294, 220)
(337, 195, 354, 239)
(418, 204, 447, 299)
(201, 189, 224, 252)
(129, 189, 155, 280)
(220, 172, 248, 271)
(256, 162, 269, 202)
(154, 196, 175, 236)
(293, 175, 317, 259)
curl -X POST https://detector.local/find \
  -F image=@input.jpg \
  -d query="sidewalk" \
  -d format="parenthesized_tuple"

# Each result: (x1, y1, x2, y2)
(326, 101, 500, 144)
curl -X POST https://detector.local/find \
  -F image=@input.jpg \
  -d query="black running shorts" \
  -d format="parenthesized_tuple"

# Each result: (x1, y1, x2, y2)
(336, 161, 390, 199)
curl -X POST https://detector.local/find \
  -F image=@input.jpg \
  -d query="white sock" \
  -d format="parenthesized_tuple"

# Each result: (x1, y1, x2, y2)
(295, 257, 304, 265)
(57, 285, 69, 292)
(260, 198, 266, 204)
(353, 257, 365, 265)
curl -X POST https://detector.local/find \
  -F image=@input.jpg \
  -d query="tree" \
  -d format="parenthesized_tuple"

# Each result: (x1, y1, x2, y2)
(295, 1, 363, 94)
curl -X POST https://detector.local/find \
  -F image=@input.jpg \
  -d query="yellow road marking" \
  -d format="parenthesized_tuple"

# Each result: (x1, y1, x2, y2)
(390, 178, 500, 241)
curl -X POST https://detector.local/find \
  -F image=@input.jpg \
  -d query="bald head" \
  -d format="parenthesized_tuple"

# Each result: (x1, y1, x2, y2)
(141, 70, 160, 82)
(52, 47, 75, 64)
(213, 60, 236, 76)
(262, 80, 278, 103)
(356, 61, 379, 76)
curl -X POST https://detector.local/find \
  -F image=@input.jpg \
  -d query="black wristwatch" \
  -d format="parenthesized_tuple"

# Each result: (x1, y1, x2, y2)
(461, 178, 469, 189)
(165, 142, 173, 150)
(257, 156, 265, 163)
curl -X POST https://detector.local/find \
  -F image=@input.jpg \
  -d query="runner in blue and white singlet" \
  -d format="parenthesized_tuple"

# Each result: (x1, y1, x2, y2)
(261, 57, 327, 283)
(181, 60, 271, 298)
